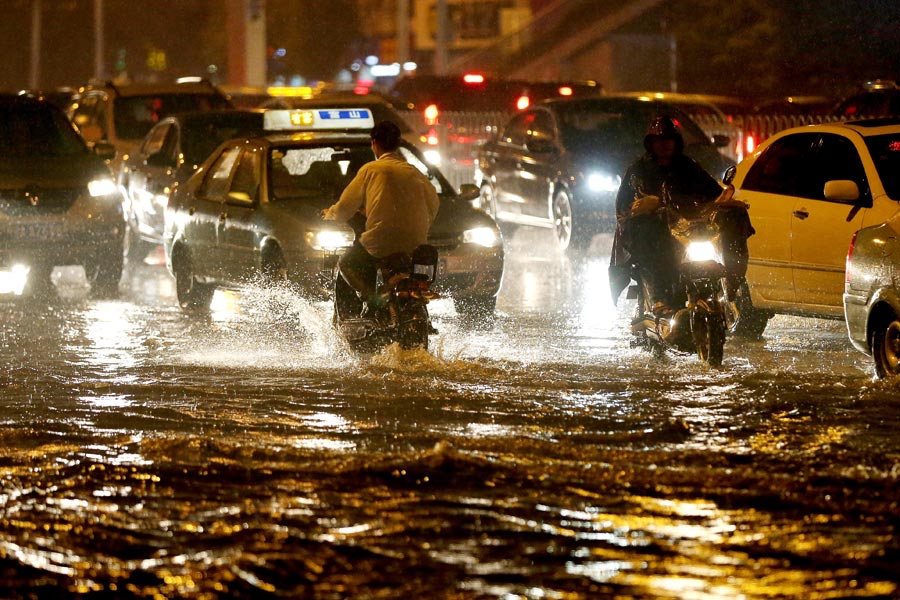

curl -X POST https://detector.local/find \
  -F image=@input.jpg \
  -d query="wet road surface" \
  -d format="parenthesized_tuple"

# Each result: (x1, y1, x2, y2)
(0, 231, 897, 599)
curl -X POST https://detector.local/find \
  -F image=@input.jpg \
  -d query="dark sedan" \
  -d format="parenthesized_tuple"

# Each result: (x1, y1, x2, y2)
(119, 109, 265, 261)
(844, 211, 900, 379)
(474, 97, 733, 251)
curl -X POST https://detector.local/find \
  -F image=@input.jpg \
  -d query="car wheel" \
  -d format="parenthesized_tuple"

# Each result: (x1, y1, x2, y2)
(85, 249, 123, 299)
(551, 188, 591, 251)
(173, 247, 214, 311)
(261, 245, 288, 284)
(872, 309, 900, 379)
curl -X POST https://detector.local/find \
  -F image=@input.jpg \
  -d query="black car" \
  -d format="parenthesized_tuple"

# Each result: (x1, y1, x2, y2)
(119, 109, 265, 261)
(0, 94, 125, 297)
(475, 97, 734, 251)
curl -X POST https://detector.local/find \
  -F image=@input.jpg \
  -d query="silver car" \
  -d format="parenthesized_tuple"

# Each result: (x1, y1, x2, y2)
(844, 211, 900, 378)
(163, 108, 503, 318)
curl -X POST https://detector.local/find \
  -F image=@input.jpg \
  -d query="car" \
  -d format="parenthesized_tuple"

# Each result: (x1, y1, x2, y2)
(66, 78, 233, 169)
(474, 97, 734, 251)
(606, 91, 745, 161)
(728, 118, 900, 337)
(388, 74, 603, 189)
(0, 94, 125, 298)
(119, 109, 266, 262)
(844, 211, 900, 379)
(163, 108, 504, 318)
(833, 80, 900, 120)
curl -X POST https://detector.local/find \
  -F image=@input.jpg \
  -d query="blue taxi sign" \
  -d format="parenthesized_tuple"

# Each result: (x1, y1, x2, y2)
(263, 108, 375, 131)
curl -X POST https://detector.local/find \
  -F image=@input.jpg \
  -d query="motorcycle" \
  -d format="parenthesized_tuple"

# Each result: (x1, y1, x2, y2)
(628, 182, 747, 367)
(332, 214, 439, 352)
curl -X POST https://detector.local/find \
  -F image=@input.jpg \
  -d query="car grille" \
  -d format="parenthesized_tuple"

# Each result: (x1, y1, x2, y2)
(0, 187, 82, 216)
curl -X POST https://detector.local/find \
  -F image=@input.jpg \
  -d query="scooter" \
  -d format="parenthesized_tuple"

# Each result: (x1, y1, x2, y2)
(332, 215, 439, 352)
(628, 185, 746, 367)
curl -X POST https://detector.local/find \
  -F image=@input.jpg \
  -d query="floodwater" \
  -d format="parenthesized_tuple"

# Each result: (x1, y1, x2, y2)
(0, 231, 897, 599)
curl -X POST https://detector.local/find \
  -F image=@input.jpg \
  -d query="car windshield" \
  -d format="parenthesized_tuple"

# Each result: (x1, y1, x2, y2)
(114, 94, 232, 140)
(555, 102, 711, 152)
(865, 133, 900, 199)
(269, 142, 448, 202)
(0, 105, 87, 156)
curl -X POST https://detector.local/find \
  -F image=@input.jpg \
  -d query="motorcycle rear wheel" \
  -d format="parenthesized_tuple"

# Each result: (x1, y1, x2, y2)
(692, 310, 725, 367)
(398, 306, 430, 350)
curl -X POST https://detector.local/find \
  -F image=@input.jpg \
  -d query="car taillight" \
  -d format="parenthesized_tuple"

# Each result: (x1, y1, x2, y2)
(845, 231, 858, 285)
(744, 133, 757, 155)
(424, 103, 439, 125)
(516, 95, 530, 110)
(425, 128, 439, 146)
(558, 86, 573, 96)
(463, 73, 485, 84)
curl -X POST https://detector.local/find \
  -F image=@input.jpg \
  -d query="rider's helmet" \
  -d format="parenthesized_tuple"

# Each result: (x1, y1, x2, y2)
(644, 115, 684, 155)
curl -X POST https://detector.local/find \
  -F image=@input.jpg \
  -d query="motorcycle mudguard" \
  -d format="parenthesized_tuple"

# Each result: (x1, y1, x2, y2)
(681, 260, 726, 280)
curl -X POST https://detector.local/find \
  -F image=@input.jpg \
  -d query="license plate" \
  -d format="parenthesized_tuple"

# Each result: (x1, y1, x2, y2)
(11, 222, 66, 241)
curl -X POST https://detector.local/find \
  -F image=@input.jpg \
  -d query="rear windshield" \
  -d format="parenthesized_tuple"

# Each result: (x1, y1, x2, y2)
(114, 93, 232, 140)
(0, 105, 87, 156)
(865, 133, 900, 199)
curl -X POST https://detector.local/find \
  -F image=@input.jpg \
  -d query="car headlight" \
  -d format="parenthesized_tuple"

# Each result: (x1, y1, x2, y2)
(306, 230, 354, 251)
(685, 240, 719, 263)
(586, 172, 621, 193)
(462, 226, 499, 248)
(87, 177, 119, 197)
(423, 149, 441, 166)
(0, 264, 29, 296)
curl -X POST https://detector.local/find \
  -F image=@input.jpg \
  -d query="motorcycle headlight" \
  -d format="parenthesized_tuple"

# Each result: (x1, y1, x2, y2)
(87, 177, 118, 197)
(586, 172, 621, 193)
(307, 230, 354, 251)
(462, 226, 500, 248)
(685, 240, 719, 263)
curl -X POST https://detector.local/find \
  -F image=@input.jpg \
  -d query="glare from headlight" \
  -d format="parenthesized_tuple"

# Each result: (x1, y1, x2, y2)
(462, 226, 499, 247)
(685, 240, 718, 263)
(307, 230, 354, 251)
(0, 264, 29, 296)
(88, 177, 118, 197)
(587, 172, 621, 193)
(423, 149, 441, 166)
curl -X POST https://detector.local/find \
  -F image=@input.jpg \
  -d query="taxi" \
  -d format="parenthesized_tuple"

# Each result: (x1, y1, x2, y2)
(163, 108, 504, 318)
(729, 118, 900, 336)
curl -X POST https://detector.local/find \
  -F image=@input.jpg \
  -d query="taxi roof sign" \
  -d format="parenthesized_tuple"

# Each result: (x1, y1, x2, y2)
(263, 108, 375, 131)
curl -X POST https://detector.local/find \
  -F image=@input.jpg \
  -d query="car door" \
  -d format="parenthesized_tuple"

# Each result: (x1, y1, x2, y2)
(790, 133, 870, 311)
(739, 133, 813, 304)
(188, 145, 242, 280)
(218, 148, 262, 283)
(488, 113, 531, 218)
(129, 121, 177, 234)
(517, 108, 559, 220)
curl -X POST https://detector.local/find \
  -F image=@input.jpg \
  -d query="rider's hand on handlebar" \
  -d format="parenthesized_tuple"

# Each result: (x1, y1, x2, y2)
(713, 185, 748, 209)
(630, 194, 660, 216)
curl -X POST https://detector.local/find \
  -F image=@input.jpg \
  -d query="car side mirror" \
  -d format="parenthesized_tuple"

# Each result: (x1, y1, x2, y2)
(92, 142, 117, 161)
(458, 183, 479, 201)
(823, 180, 861, 203)
(722, 165, 737, 185)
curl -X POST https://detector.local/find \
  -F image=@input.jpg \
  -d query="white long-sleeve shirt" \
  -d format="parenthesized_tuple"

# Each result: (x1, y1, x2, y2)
(323, 151, 440, 258)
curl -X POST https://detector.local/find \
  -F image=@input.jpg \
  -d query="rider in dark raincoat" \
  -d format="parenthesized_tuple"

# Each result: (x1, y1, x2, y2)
(608, 115, 754, 314)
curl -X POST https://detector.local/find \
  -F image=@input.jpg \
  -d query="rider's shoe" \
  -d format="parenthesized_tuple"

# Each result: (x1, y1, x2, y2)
(652, 301, 675, 319)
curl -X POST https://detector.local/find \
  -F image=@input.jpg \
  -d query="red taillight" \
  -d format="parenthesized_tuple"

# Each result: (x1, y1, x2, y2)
(744, 133, 757, 155)
(424, 103, 439, 125)
(462, 73, 485, 84)
(515, 95, 531, 111)
(846, 231, 858, 284)
(425, 128, 439, 146)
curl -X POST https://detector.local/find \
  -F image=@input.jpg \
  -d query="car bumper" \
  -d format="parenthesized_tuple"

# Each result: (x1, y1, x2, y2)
(434, 244, 504, 300)
(0, 220, 124, 268)
(843, 291, 870, 355)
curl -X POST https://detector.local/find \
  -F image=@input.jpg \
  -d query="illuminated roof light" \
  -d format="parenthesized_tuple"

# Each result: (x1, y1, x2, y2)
(463, 73, 485, 84)
(558, 86, 573, 96)
(263, 108, 374, 131)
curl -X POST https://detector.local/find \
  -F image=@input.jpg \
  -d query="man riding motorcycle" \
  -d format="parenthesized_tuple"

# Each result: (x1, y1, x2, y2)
(322, 120, 440, 317)
(608, 115, 754, 315)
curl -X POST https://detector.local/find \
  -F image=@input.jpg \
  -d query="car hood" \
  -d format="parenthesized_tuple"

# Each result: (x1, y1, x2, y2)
(0, 154, 111, 188)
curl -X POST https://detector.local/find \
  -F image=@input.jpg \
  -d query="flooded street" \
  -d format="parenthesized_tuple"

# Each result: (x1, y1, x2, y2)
(0, 231, 898, 599)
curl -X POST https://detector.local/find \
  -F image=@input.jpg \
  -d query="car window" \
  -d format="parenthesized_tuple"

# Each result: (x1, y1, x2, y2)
(180, 115, 264, 166)
(112, 93, 231, 141)
(228, 149, 261, 205)
(71, 92, 107, 139)
(528, 111, 555, 144)
(0, 104, 87, 156)
(398, 146, 445, 194)
(817, 134, 868, 199)
(743, 133, 820, 198)
(142, 122, 171, 156)
(865, 133, 900, 199)
(199, 146, 242, 200)
(501, 113, 532, 146)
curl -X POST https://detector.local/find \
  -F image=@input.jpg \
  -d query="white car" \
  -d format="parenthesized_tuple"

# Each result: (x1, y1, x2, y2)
(729, 118, 900, 336)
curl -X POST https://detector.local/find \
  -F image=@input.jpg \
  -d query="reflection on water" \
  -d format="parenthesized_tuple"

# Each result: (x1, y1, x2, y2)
(0, 238, 896, 598)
